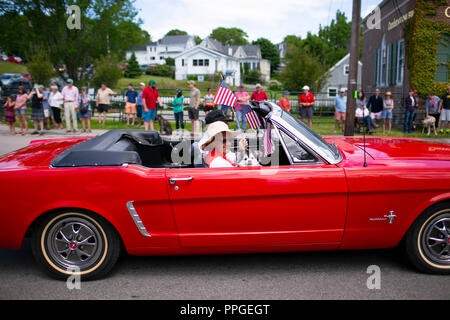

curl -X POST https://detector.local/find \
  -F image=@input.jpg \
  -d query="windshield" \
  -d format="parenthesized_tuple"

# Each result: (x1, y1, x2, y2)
(277, 109, 341, 163)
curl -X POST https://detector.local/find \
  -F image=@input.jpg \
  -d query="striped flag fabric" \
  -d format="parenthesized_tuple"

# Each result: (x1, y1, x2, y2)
(264, 122, 274, 157)
(213, 81, 237, 108)
(240, 104, 261, 130)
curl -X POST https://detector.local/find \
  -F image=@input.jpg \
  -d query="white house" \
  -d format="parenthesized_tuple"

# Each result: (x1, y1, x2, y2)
(174, 45, 241, 87)
(126, 35, 196, 66)
(200, 38, 270, 82)
(320, 53, 363, 97)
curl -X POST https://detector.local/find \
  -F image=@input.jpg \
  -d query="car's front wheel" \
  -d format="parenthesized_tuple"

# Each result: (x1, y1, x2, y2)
(31, 211, 121, 280)
(405, 202, 450, 274)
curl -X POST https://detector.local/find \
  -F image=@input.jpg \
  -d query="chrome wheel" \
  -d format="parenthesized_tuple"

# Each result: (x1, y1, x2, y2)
(45, 216, 105, 272)
(421, 213, 450, 266)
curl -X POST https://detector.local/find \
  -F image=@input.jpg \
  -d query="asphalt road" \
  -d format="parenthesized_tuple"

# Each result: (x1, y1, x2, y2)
(0, 124, 449, 300)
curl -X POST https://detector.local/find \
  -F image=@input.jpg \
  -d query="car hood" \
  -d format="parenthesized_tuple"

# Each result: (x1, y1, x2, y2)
(331, 136, 450, 161)
(0, 137, 91, 170)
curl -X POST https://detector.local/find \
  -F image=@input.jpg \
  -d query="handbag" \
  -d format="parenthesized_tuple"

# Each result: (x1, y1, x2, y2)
(79, 103, 89, 114)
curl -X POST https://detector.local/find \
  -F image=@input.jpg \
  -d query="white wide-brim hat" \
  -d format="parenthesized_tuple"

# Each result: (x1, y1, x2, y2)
(200, 122, 239, 150)
(302, 85, 310, 91)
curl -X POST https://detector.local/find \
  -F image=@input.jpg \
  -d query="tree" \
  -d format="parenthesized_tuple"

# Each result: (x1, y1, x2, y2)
(165, 57, 175, 66)
(281, 43, 324, 92)
(194, 35, 202, 45)
(26, 49, 55, 86)
(252, 38, 280, 75)
(165, 29, 188, 36)
(92, 54, 123, 87)
(124, 52, 142, 78)
(210, 27, 249, 46)
(0, 0, 149, 83)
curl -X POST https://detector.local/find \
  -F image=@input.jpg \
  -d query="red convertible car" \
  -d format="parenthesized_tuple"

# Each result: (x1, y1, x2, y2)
(0, 102, 449, 280)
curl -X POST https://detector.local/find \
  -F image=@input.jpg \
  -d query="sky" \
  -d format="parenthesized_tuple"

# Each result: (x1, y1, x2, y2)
(134, 0, 381, 44)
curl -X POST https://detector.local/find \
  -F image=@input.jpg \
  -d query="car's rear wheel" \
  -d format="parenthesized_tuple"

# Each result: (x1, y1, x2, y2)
(404, 202, 450, 274)
(31, 211, 121, 280)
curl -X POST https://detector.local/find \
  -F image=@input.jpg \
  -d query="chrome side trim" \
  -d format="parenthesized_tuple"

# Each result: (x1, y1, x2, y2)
(126, 201, 151, 237)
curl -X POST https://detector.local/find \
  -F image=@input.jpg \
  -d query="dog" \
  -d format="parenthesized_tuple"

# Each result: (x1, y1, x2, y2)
(422, 116, 437, 136)
(237, 149, 262, 167)
(156, 114, 173, 136)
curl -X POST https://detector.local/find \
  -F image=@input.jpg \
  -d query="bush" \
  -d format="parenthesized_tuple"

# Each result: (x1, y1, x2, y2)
(243, 69, 261, 84)
(145, 64, 174, 78)
(92, 54, 123, 87)
(165, 57, 175, 66)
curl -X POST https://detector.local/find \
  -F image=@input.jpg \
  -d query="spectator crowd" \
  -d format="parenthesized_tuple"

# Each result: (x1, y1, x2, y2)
(2, 79, 450, 137)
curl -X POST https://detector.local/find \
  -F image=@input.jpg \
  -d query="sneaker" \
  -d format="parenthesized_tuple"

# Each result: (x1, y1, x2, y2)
(31, 131, 39, 135)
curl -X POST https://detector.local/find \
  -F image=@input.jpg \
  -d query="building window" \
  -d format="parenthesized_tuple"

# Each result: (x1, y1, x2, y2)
(435, 34, 449, 83)
(344, 65, 349, 75)
(328, 88, 337, 98)
(381, 36, 388, 86)
(193, 59, 198, 66)
(396, 40, 405, 85)
(192, 59, 209, 67)
(182, 59, 184, 66)
(205, 59, 209, 67)
(199, 59, 204, 66)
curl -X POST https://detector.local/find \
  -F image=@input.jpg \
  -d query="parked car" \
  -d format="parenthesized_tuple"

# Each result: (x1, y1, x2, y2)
(0, 73, 23, 86)
(7, 56, 22, 64)
(22, 72, 32, 81)
(0, 102, 449, 280)
(0, 80, 32, 103)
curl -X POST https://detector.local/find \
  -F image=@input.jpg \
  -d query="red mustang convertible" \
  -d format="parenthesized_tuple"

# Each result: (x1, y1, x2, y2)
(0, 102, 449, 280)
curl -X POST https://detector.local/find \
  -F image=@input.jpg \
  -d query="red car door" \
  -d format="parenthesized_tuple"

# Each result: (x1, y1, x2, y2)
(166, 164, 348, 248)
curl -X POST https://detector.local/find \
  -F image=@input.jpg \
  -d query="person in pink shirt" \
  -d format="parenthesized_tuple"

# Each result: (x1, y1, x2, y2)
(235, 85, 250, 131)
(61, 79, 79, 132)
(15, 86, 29, 135)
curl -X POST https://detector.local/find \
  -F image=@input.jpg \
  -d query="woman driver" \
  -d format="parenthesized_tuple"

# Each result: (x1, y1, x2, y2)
(201, 121, 245, 168)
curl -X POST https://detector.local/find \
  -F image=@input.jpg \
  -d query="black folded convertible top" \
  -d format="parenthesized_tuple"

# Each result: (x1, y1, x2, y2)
(50, 130, 163, 168)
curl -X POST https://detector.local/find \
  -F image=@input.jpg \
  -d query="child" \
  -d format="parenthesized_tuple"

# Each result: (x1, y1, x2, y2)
(78, 87, 91, 133)
(172, 90, 184, 130)
(4, 95, 16, 135)
(15, 86, 29, 135)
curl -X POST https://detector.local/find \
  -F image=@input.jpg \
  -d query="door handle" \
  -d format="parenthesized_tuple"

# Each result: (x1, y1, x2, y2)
(169, 177, 193, 185)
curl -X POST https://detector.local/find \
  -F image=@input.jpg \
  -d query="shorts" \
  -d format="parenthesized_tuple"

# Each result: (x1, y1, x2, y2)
(136, 105, 143, 118)
(79, 110, 91, 118)
(143, 108, 157, 122)
(125, 102, 136, 114)
(300, 107, 313, 119)
(188, 107, 199, 120)
(97, 104, 109, 113)
(334, 111, 346, 121)
(382, 108, 393, 119)
(370, 111, 383, 120)
(441, 109, 450, 122)
(16, 108, 26, 115)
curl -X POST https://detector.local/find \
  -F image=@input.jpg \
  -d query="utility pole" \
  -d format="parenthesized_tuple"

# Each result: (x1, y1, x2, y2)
(344, 0, 361, 136)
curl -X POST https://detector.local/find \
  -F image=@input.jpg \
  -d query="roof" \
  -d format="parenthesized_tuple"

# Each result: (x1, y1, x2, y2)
(160, 35, 193, 46)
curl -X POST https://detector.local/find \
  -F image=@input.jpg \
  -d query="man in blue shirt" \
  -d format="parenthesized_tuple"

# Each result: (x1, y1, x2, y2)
(136, 82, 145, 127)
(125, 83, 138, 126)
(334, 88, 347, 133)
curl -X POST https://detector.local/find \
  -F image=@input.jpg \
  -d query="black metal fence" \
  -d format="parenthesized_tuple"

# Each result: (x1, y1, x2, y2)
(0, 88, 430, 129)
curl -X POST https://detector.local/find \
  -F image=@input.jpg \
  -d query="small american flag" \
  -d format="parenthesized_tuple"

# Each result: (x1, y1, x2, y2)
(213, 81, 237, 107)
(240, 104, 261, 130)
(264, 122, 274, 156)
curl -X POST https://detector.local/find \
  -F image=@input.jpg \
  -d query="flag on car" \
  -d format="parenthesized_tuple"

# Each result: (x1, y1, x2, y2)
(239, 104, 261, 130)
(213, 81, 237, 108)
(264, 122, 274, 156)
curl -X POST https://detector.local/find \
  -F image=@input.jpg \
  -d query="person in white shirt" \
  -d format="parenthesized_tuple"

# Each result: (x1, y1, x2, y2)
(48, 85, 63, 129)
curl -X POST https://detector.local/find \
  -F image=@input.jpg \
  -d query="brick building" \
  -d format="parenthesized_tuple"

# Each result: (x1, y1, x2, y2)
(361, 0, 449, 126)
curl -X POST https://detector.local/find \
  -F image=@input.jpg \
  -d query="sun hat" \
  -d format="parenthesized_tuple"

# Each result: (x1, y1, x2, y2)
(340, 88, 346, 93)
(255, 83, 261, 88)
(67, 79, 73, 83)
(302, 85, 310, 91)
(201, 121, 239, 150)
(149, 80, 157, 85)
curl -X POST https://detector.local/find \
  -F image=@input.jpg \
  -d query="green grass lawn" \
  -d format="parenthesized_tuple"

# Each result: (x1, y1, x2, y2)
(0, 61, 28, 75)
